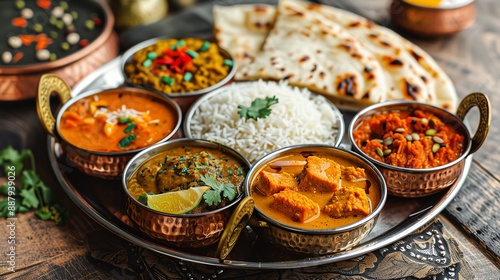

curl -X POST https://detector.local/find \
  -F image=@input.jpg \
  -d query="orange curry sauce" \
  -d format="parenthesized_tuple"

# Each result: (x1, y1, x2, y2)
(59, 91, 178, 152)
(251, 153, 381, 230)
(353, 109, 464, 168)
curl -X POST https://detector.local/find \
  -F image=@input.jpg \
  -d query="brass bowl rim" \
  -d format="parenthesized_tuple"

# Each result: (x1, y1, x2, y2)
(396, 0, 475, 10)
(122, 138, 252, 218)
(119, 37, 237, 98)
(244, 144, 388, 235)
(348, 100, 472, 173)
(0, 0, 114, 75)
(183, 81, 345, 149)
(54, 87, 182, 156)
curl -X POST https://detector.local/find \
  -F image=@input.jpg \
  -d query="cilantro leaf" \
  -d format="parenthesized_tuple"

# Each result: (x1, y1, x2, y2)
(20, 188, 39, 208)
(22, 170, 39, 189)
(36, 180, 57, 206)
(0, 146, 69, 224)
(238, 96, 279, 120)
(200, 174, 237, 206)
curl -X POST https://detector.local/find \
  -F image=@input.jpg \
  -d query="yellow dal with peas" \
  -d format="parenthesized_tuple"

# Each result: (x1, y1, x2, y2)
(124, 38, 233, 94)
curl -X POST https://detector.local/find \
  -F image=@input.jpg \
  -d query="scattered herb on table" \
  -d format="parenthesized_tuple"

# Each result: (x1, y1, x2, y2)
(238, 96, 279, 120)
(200, 174, 236, 206)
(0, 146, 70, 225)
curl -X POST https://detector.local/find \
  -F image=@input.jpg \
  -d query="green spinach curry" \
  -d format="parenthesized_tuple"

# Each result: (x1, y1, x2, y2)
(127, 145, 247, 213)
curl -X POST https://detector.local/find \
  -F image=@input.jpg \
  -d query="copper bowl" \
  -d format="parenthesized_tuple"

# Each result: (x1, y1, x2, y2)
(120, 37, 237, 113)
(183, 81, 345, 163)
(348, 93, 490, 197)
(238, 144, 387, 255)
(36, 74, 182, 180)
(122, 138, 253, 251)
(0, 0, 119, 101)
(390, 0, 476, 37)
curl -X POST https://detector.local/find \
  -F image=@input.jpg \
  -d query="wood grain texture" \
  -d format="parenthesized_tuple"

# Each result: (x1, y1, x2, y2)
(1, 0, 500, 279)
(445, 162, 500, 264)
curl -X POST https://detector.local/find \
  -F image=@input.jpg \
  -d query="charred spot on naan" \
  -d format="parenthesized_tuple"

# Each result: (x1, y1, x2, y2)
(336, 74, 358, 97)
(403, 79, 422, 100)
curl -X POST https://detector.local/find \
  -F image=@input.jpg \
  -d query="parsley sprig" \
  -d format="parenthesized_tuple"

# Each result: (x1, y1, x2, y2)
(238, 96, 279, 120)
(200, 174, 236, 206)
(0, 146, 69, 225)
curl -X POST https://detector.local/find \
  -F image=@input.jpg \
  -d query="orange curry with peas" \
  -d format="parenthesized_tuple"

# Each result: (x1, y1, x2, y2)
(353, 109, 465, 168)
(59, 90, 178, 152)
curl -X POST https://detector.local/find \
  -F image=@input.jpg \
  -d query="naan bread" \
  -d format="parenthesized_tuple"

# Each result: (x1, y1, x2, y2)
(289, 0, 458, 112)
(213, 4, 275, 65)
(236, 0, 388, 106)
(213, 0, 458, 112)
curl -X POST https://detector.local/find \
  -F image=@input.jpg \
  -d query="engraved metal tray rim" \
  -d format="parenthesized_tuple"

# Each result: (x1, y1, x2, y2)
(47, 56, 472, 269)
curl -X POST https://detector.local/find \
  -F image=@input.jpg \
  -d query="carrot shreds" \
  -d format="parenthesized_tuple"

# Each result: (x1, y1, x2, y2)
(13, 52, 24, 63)
(19, 35, 36, 46)
(37, 0, 51, 9)
(12, 17, 28, 28)
(35, 34, 53, 51)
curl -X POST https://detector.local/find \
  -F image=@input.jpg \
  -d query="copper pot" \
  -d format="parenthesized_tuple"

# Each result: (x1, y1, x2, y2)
(348, 92, 490, 197)
(0, 0, 119, 101)
(237, 145, 387, 255)
(122, 139, 254, 253)
(390, 0, 476, 37)
(36, 74, 182, 179)
(120, 37, 237, 113)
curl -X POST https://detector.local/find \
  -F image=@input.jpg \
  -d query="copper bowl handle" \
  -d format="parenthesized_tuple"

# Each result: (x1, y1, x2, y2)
(216, 196, 255, 261)
(455, 92, 491, 154)
(36, 74, 73, 138)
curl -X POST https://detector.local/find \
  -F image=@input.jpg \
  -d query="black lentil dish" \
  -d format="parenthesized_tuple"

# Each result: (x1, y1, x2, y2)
(0, 0, 105, 66)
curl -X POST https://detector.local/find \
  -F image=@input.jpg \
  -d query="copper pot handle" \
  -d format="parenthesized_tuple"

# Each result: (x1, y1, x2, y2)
(455, 92, 491, 155)
(216, 196, 255, 261)
(36, 74, 73, 138)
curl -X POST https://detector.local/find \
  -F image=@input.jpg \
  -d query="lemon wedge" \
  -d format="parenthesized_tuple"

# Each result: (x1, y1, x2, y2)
(146, 186, 211, 214)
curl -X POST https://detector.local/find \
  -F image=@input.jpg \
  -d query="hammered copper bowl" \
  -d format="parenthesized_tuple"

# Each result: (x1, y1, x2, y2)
(120, 37, 237, 113)
(36, 74, 182, 180)
(390, 0, 476, 37)
(0, 0, 118, 101)
(348, 93, 491, 197)
(241, 144, 387, 255)
(122, 138, 252, 249)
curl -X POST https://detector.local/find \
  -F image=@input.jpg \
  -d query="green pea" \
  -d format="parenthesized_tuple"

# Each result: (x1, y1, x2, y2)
(85, 20, 95, 30)
(15, 0, 25, 9)
(61, 42, 70, 51)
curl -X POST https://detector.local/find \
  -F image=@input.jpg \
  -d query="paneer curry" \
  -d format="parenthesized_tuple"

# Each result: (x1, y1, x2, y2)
(251, 152, 381, 230)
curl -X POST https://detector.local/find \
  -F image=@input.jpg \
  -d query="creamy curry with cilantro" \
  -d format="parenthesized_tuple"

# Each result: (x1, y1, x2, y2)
(59, 90, 178, 152)
(127, 145, 247, 213)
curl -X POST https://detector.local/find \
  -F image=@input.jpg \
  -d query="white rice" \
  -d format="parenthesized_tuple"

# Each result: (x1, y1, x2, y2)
(188, 80, 341, 163)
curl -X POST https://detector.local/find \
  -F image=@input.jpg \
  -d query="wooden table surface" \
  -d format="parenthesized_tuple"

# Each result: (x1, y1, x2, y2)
(1, 0, 499, 279)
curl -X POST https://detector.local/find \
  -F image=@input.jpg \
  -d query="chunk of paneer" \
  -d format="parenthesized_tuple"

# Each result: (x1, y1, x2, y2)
(340, 166, 366, 182)
(272, 189, 320, 223)
(256, 170, 298, 196)
(323, 187, 370, 218)
(298, 156, 341, 193)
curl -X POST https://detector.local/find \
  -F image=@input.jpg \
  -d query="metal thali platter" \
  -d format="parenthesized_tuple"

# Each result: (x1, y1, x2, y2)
(48, 56, 472, 269)
(47, 2, 472, 268)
